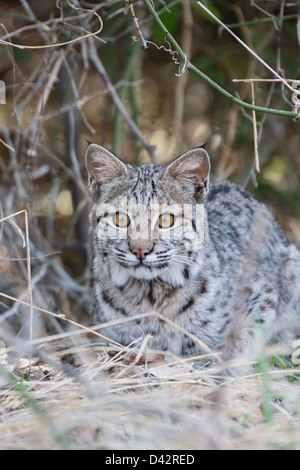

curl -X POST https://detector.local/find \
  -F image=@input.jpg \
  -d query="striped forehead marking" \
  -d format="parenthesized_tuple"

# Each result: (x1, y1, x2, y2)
(130, 164, 164, 205)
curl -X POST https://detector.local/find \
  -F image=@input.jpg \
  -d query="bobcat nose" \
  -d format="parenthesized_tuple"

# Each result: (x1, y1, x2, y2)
(132, 247, 150, 261)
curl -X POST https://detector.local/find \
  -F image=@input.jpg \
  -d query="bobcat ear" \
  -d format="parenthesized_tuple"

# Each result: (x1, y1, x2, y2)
(85, 143, 128, 183)
(166, 147, 211, 200)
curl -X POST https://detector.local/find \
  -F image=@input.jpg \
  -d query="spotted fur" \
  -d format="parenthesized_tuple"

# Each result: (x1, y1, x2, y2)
(85, 144, 300, 357)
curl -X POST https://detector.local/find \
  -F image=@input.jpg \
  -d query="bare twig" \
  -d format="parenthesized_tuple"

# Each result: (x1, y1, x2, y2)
(0, 139, 15, 152)
(124, 0, 148, 48)
(198, 1, 295, 95)
(173, 0, 193, 142)
(0, 211, 33, 344)
(250, 81, 260, 173)
(142, 0, 295, 117)
(87, 36, 158, 163)
(0, 0, 103, 50)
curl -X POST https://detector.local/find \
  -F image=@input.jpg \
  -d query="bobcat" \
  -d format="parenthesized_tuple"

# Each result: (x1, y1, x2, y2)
(85, 143, 300, 358)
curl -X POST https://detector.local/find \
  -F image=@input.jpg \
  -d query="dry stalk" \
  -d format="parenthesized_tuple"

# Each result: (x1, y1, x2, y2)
(0, 0, 104, 50)
(197, 1, 296, 95)
(250, 81, 260, 173)
(0, 211, 33, 343)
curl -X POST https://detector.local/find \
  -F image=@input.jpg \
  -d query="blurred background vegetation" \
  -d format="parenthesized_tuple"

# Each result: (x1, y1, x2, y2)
(0, 0, 299, 336)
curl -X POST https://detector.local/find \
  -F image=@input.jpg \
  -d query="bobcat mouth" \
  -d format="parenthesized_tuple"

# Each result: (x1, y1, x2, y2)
(115, 248, 171, 270)
(117, 257, 168, 270)
(134, 260, 170, 271)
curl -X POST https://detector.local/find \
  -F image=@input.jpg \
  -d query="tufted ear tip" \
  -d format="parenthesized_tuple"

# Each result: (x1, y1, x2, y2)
(165, 147, 211, 201)
(85, 143, 128, 184)
(198, 142, 207, 150)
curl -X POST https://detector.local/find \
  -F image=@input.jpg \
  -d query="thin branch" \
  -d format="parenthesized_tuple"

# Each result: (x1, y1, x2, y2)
(142, 0, 295, 118)
(63, 0, 158, 163)
(0, 291, 151, 351)
(250, 81, 260, 173)
(0, 139, 15, 152)
(0, 0, 103, 50)
(125, 0, 148, 48)
(19, 0, 51, 44)
(112, 41, 141, 156)
(225, 14, 298, 29)
(88, 37, 157, 163)
(173, 0, 193, 142)
(197, 1, 295, 94)
(0, 211, 33, 345)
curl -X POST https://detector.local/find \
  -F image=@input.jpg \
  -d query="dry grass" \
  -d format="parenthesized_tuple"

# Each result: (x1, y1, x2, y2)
(0, 208, 299, 450)
(1, 332, 300, 450)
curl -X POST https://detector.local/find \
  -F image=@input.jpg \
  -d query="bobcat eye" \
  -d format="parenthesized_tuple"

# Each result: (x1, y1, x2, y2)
(114, 211, 130, 228)
(158, 213, 174, 229)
